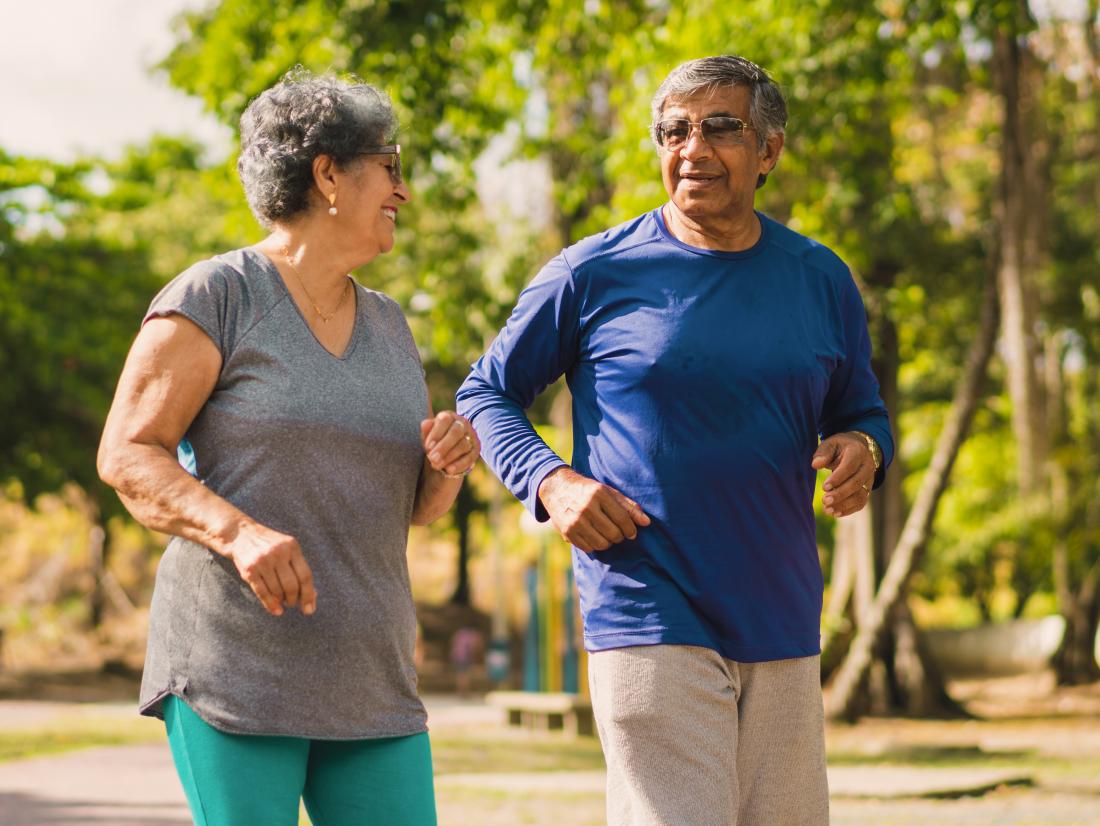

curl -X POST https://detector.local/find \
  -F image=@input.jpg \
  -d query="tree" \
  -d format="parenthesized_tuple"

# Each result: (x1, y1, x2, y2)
(153, 0, 1100, 693)
(826, 261, 1000, 720)
(157, 0, 674, 603)
(0, 149, 164, 625)
(1043, 0, 1100, 683)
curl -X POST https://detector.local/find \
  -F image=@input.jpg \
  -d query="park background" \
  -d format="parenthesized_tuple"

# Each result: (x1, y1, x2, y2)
(2, 0, 1100, 823)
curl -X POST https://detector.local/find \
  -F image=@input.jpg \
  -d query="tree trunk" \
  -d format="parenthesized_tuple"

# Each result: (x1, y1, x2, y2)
(993, 16, 1047, 495)
(873, 315, 906, 576)
(1052, 363, 1100, 683)
(449, 482, 475, 605)
(76, 490, 114, 630)
(89, 519, 107, 629)
(1052, 559, 1100, 684)
(827, 277, 956, 715)
(825, 260, 1000, 722)
(891, 600, 968, 717)
(1087, 0, 1100, 223)
(1049, 0, 1100, 689)
(871, 310, 953, 714)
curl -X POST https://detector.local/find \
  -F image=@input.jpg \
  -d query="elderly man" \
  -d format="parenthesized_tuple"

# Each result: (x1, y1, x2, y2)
(457, 55, 892, 826)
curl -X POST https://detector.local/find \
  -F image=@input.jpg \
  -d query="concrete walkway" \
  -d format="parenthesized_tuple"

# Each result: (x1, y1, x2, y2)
(0, 743, 187, 826)
(0, 746, 1035, 826)
(0, 696, 1042, 825)
(435, 766, 1032, 798)
(0, 694, 507, 824)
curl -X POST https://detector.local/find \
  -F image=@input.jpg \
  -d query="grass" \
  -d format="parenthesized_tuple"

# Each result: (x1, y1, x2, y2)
(431, 730, 606, 774)
(827, 744, 1035, 766)
(0, 715, 165, 763)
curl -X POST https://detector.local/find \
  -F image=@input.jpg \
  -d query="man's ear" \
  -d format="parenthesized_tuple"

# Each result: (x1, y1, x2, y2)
(755, 133, 784, 189)
(760, 132, 784, 174)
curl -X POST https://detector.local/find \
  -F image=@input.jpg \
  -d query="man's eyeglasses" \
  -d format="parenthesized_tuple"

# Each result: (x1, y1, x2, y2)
(360, 144, 402, 184)
(652, 118, 752, 150)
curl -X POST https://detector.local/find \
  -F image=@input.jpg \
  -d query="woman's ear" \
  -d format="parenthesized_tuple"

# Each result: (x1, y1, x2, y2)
(312, 154, 338, 202)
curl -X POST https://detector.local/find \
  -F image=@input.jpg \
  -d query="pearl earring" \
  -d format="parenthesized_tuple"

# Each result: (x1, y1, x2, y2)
(328, 194, 338, 216)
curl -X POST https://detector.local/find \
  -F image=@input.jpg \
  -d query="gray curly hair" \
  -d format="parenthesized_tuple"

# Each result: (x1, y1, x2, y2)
(651, 55, 787, 188)
(237, 68, 398, 227)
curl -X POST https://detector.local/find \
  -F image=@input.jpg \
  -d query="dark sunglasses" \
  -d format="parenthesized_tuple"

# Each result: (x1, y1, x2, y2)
(359, 144, 402, 184)
(653, 117, 752, 150)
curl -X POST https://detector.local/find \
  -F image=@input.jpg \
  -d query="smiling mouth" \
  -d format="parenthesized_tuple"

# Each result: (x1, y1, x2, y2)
(382, 207, 398, 221)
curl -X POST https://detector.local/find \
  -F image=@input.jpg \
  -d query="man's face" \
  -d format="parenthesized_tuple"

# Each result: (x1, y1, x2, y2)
(658, 85, 779, 223)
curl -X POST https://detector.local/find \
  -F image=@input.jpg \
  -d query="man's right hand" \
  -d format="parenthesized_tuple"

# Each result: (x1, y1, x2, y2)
(225, 522, 317, 617)
(537, 467, 651, 552)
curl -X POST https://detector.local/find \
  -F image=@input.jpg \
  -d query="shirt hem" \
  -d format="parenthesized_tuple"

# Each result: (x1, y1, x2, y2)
(141, 690, 429, 741)
(584, 628, 821, 664)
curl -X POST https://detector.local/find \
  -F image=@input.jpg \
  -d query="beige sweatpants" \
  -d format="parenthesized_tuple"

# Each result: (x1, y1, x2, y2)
(588, 645, 829, 826)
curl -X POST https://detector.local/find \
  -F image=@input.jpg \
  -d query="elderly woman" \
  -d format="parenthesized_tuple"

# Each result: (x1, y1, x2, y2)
(97, 70, 476, 826)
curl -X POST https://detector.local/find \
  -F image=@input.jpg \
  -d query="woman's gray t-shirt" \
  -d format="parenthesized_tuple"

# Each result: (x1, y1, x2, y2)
(138, 247, 429, 739)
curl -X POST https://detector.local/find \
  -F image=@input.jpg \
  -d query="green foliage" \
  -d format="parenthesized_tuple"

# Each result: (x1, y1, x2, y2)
(160, 0, 543, 408)
(3, 0, 1098, 633)
(1, 157, 143, 513)
(0, 138, 244, 517)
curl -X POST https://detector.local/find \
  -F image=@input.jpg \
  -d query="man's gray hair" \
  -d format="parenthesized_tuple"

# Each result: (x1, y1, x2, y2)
(651, 56, 787, 187)
(237, 68, 398, 227)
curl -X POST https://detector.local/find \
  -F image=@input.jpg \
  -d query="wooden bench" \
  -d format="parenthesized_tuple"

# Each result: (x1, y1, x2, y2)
(486, 691, 595, 737)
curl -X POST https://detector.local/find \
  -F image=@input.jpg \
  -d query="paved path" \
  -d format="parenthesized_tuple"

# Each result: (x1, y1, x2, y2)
(0, 743, 187, 825)
(0, 695, 506, 824)
(436, 766, 1032, 798)
(0, 695, 1050, 825)
(0, 745, 1036, 826)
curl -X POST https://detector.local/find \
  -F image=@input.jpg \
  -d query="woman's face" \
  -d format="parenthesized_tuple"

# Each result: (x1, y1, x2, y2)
(336, 152, 410, 258)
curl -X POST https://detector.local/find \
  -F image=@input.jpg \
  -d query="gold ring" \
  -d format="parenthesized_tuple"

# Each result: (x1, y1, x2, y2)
(860, 483, 870, 493)
(464, 434, 474, 449)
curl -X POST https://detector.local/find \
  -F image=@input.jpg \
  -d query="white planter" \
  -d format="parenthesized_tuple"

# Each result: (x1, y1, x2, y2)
(921, 616, 1068, 677)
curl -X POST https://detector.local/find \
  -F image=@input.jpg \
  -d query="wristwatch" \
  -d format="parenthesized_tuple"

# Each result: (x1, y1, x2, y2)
(851, 431, 882, 470)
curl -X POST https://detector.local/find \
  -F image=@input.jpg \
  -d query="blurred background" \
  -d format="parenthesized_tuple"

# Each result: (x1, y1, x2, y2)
(1, 0, 1099, 726)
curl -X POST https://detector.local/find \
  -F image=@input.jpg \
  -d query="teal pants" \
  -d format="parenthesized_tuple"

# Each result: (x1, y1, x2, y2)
(163, 695, 437, 826)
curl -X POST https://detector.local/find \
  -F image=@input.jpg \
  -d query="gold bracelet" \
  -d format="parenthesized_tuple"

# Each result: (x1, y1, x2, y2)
(851, 430, 882, 470)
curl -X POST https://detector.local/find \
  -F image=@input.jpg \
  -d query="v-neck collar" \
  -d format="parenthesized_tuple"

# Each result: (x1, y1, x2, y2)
(248, 247, 362, 361)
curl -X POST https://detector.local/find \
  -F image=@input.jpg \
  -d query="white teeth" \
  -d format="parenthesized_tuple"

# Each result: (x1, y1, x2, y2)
(382, 208, 397, 220)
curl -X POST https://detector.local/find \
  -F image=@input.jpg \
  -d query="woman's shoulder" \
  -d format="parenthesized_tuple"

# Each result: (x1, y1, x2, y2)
(147, 247, 285, 355)
(353, 283, 409, 324)
(173, 247, 274, 288)
(353, 284, 421, 362)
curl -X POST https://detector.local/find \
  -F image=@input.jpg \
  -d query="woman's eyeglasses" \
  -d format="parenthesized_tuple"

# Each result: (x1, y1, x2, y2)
(652, 118, 752, 150)
(360, 144, 402, 184)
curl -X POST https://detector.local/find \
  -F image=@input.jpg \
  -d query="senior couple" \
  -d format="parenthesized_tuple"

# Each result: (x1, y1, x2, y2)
(99, 55, 892, 826)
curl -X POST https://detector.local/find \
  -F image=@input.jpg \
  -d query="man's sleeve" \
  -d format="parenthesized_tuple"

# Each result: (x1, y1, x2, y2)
(818, 274, 896, 489)
(456, 254, 581, 520)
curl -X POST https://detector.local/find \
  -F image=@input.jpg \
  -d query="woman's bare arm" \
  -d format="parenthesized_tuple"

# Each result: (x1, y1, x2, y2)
(97, 315, 315, 616)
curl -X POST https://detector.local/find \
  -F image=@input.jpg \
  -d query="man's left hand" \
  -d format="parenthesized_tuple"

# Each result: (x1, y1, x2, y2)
(811, 433, 876, 518)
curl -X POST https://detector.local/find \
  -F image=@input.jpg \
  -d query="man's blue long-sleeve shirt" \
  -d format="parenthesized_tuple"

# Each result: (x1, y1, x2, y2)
(457, 208, 893, 662)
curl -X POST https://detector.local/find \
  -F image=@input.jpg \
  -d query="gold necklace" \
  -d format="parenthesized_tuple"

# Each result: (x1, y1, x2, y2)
(281, 245, 351, 323)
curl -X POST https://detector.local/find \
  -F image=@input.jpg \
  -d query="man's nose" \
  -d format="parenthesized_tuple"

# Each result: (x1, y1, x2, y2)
(679, 127, 713, 162)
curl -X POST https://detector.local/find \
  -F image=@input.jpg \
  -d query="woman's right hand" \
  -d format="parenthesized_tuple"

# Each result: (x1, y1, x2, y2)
(226, 522, 317, 616)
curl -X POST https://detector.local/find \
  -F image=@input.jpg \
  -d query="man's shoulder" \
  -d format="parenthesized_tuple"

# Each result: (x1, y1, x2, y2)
(762, 215, 850, 280)
(560, 210, 664, 273)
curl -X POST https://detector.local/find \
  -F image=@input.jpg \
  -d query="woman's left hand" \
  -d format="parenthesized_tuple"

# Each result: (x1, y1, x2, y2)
(421, 411, 480, 479)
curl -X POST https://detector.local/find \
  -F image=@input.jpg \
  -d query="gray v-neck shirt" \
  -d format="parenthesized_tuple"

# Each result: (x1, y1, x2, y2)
(138, 247, 429, 739)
